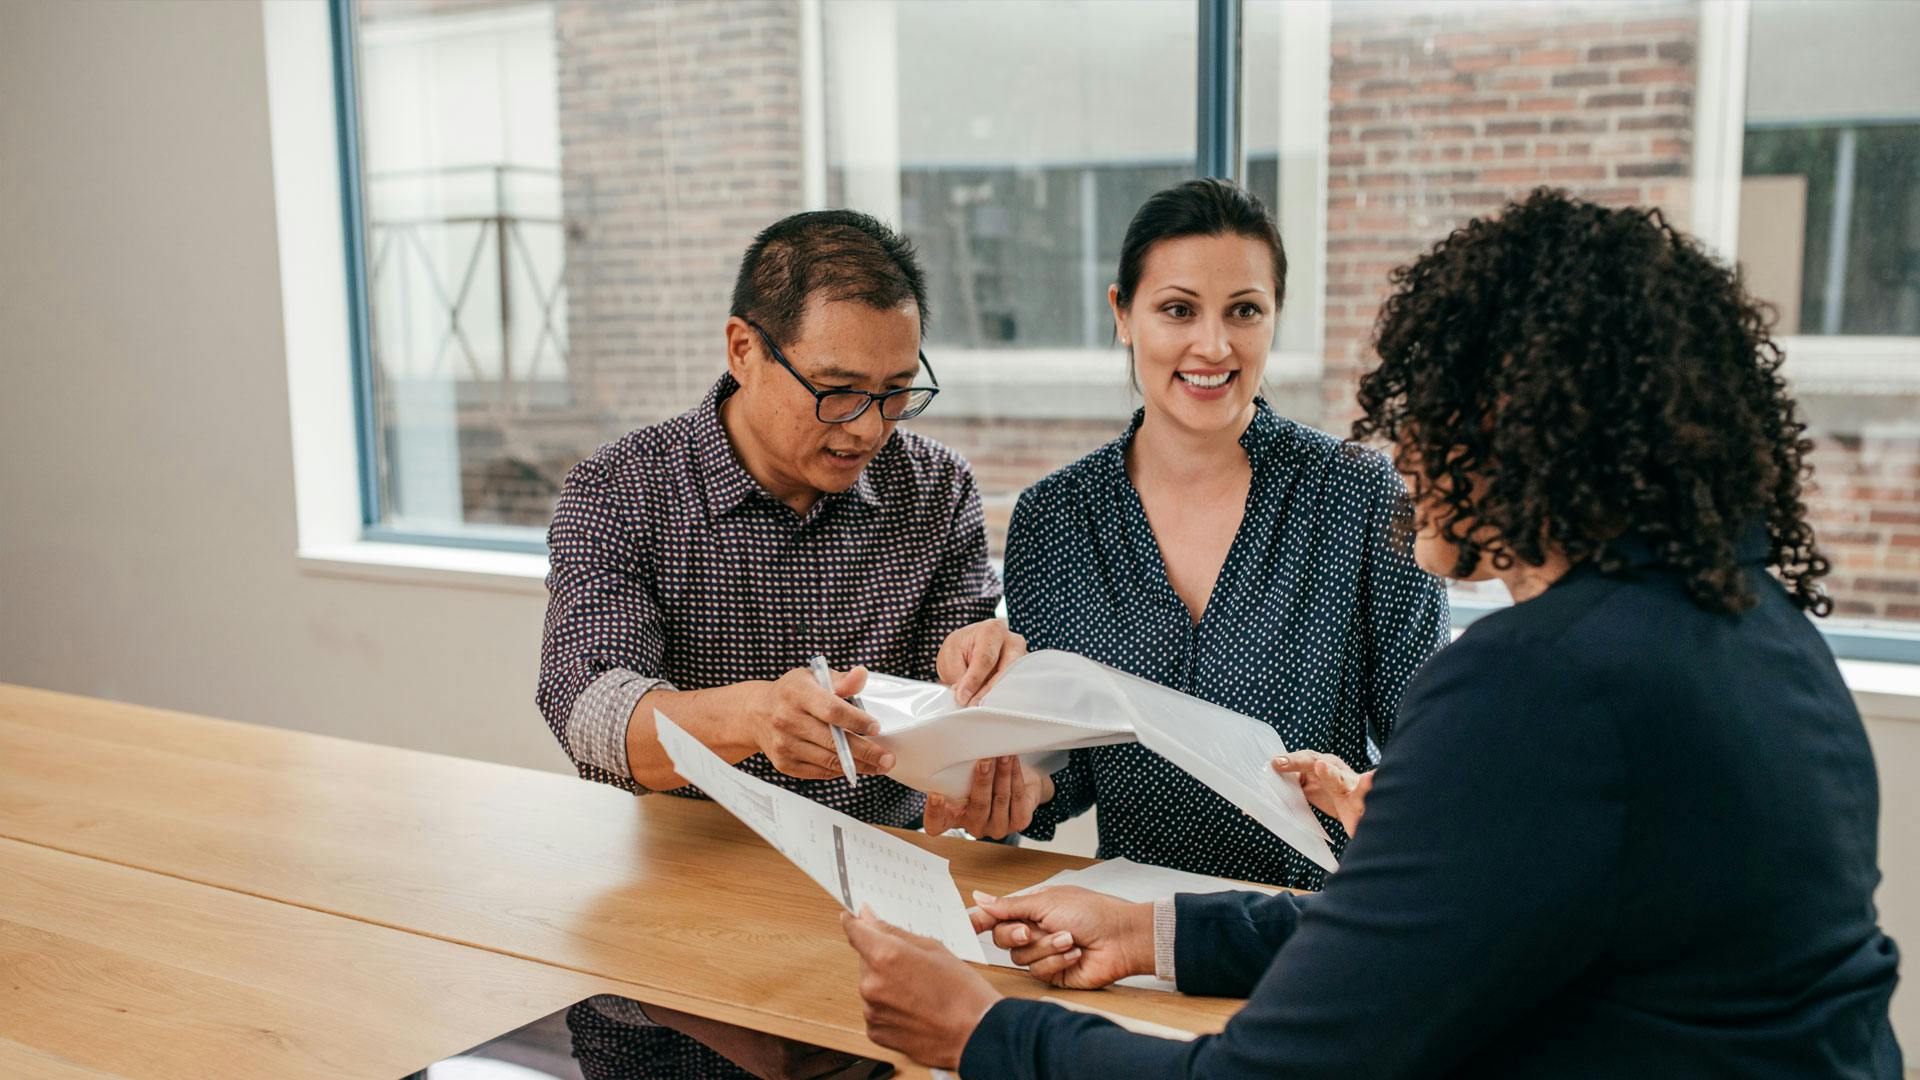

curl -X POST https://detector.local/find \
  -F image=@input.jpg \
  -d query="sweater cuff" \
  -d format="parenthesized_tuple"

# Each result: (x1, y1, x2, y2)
(1152, 897, 1179, 983)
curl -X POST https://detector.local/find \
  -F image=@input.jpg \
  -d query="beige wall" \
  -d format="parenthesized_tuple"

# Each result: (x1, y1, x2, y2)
(0, 0, 1912, 1061)
(0, 0, 560, 773)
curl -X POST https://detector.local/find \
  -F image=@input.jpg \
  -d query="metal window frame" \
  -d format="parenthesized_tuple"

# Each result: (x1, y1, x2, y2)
(329, 0, 381, 530)
(326, 0, 1920, 663)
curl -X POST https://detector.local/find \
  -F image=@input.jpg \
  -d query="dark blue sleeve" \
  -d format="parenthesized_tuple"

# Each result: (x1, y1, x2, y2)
(958, 632, 1628, 1079)
(1173, 891, 1313, 998)
(1003, 484, 1097, 842)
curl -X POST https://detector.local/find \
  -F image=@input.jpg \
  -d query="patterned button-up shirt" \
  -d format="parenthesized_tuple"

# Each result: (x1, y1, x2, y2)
(1008, 400, 1449, 889)
(537, 372, 1002, 827)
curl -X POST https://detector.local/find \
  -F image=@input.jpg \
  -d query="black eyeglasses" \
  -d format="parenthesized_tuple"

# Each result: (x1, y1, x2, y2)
(746, 320, 941, 424)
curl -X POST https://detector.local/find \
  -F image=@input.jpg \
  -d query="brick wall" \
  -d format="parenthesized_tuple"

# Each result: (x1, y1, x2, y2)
(553, 0, 806, 428)
(1805, 427, 1920, 625)
(1320, 0, 1699, 421)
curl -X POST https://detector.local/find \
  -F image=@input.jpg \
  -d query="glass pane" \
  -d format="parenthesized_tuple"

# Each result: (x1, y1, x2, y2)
(1742, 0, 1920, 631)
(823, 0, 1197, 553)
(1276, 2, 1704, 613)
(1243, 0, 1330, 424)
(354, 1, 569, 534)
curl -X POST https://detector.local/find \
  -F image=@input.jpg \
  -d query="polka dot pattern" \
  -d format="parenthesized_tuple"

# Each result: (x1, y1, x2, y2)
(1008, 401, 1449, 890)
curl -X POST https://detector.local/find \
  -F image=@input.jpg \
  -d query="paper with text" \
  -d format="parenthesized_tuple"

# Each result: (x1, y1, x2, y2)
(656, 711, 985, 962)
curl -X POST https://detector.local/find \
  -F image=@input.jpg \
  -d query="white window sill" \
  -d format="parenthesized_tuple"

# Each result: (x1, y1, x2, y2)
(1844, 659, 1920, 724)
(298, 539, 1920, 723)
(297, 541, 548, 596)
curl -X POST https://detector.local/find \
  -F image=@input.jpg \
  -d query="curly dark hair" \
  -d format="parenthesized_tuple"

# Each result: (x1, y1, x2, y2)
(1352, 188, 1831, 616)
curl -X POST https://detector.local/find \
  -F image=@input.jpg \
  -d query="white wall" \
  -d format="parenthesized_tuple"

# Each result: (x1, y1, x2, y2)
(0, 0, 561, 774)
(0, 0, 1913, 1060)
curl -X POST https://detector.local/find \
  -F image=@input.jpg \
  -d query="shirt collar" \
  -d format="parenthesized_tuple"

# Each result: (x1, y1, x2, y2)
(1108, 396, 1290, 472)
(691, 373, 882, 521)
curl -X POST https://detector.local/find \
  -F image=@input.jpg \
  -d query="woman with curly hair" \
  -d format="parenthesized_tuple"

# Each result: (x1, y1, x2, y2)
(838, 189, 1904, 1079)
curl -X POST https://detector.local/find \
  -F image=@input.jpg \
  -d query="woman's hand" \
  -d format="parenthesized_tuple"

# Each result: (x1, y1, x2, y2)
(1272, 749, 1374, 837)
(968, 886, 1155, 990)
(923, 756, 1055, 839)
(840, 907, 1001, 1070)
(936, 618, 1028, 706)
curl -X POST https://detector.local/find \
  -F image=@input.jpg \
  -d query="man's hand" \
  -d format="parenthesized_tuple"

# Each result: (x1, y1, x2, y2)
(1271, 749, 1373, 837)
(968, 886, 1155, 990)
(922, 756, 1054, 840)
(740, 666, 896, 781)
(840, 907, 1001, 1070)
(936, 618, 1027, 706)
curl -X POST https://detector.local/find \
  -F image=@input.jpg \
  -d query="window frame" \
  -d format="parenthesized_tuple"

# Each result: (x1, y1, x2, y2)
(325, 0, 1920, 661)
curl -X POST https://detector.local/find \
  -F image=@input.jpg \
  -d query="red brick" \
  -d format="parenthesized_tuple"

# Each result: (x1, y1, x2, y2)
(1482, 165, 1546, 184)
(1516, 48, 1580, 66)
(1619, 65, 1691, 85)
(1450, 51, 1510, 74)
(1550, 116, 1609, 134)
(1619, 113, 1689, 131)
(1488, 74, 1547, 92)
(1588, 43, 1649, 62)
(1655, 40, 1696, 63)
(1487, 118, 1546, 136)
(1552, 70, 1612, 89)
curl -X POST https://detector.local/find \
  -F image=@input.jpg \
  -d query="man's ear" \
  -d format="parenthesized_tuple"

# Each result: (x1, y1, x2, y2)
(723, 316, 757, 381)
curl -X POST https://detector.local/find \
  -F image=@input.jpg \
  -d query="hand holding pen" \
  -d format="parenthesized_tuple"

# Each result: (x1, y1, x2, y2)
(811, 654, 866, 788)
(732, 664, 894, 782)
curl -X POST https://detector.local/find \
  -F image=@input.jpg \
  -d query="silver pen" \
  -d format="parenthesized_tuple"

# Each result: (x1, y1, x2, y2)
(808, 654, 861, 788)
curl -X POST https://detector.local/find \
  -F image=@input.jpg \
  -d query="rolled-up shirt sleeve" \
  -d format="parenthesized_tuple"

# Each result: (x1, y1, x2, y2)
(537, 458, 675, 794)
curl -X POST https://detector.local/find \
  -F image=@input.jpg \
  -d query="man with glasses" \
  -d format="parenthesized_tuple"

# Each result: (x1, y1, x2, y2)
(538, 209, 1033, 1078)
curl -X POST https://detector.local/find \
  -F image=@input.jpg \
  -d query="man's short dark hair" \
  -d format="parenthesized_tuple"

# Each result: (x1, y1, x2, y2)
(729, 209, 929, 348)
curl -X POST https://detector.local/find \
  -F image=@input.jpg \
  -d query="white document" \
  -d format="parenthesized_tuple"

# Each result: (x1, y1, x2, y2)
(863, 650, 1337, 872)
(860, 651, 1136, 798)
(655, 711, 985, 962)
(1097, 664, 1337, 873)
(975, 858, 1280, 993)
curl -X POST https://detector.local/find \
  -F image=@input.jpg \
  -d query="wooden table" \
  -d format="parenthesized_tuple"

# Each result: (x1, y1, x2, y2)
(0, 684, 1245, 1077)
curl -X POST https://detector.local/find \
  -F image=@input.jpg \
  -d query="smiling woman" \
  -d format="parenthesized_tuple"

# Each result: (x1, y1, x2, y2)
(1005, 179, 1450, 890)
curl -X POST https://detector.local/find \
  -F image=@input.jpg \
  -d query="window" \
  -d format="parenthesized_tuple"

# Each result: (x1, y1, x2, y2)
(821, 0, 1197, 546)
(1737, 0, 1920, 642)
(331, 0, 1920, 656)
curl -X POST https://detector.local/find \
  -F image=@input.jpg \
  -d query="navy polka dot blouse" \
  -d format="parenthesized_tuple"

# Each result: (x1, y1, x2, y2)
(1008, 400, 1449, 889)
